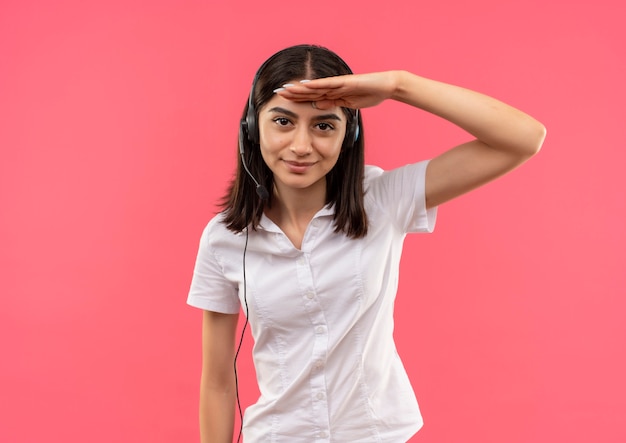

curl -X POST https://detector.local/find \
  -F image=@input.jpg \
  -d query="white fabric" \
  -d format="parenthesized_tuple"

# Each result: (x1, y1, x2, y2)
(188, 161, 437, 442)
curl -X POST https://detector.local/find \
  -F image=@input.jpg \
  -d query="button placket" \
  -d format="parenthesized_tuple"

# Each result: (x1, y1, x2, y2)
(295, 252, 331, 439)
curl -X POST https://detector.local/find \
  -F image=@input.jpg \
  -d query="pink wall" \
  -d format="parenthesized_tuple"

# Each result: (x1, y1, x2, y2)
(1, 0, 624, 442)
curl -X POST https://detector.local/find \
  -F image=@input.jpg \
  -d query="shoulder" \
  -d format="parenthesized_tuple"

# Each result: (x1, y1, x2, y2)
(198, 212, 246, 252)
(364, 161, 437, 233)
(364, 161, 430, 192)
(199, 212, 228, 240)
(364, 165, 384, 185)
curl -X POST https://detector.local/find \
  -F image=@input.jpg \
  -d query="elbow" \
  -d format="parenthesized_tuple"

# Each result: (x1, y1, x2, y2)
(520, 120, 547, 159)
(532, 122, 547, 155)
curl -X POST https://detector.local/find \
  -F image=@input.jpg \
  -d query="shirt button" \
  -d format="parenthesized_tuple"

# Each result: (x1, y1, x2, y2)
(318, 431, 328, 438)
(316, 392, 325, 400)
(315, 326, 325, 334)
(314, 360, 323, 369)
(297, 257, 306, 266)
(305, 292, 314, 300)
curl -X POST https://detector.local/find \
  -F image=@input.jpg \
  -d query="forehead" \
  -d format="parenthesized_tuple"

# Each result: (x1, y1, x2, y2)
(260, 94, 344, 121)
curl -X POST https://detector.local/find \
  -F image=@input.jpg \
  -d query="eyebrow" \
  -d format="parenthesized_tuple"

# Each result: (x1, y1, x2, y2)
(267, 106, 343, 122)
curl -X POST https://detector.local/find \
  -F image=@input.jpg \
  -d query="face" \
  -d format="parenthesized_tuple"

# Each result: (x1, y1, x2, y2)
(258, 90, 347, 196)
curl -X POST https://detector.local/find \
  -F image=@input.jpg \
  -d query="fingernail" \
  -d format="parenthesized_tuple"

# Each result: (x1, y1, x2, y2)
(299, 79, 311, 83)
(282, 83, 295, 88)
(273, 87, 285, 93)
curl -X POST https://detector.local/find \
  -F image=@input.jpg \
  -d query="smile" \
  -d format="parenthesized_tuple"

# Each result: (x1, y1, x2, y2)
(283, 160, 316, 173)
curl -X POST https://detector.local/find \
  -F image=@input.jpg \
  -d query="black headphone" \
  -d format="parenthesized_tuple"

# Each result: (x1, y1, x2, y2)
(238, 49, 361, 201)
(240, 59, 360, 148)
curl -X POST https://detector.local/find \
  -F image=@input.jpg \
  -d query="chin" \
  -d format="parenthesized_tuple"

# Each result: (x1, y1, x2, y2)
(276, 175, 326, 190)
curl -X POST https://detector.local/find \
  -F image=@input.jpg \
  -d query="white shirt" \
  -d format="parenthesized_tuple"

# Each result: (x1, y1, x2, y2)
(188, 161, 437, 442)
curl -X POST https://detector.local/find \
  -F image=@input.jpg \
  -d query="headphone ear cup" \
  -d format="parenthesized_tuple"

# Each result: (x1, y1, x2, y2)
(344, 110, 360, 148)
(245, 105, 258, 144)
(239, 120, 248, 155)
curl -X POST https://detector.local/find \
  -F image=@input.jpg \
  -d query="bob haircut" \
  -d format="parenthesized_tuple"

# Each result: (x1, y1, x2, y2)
(221, 44, 367, 238)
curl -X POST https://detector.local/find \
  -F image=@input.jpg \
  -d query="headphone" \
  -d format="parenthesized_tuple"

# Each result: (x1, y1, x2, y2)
(241, 64, 360, 146)
(239, 53, 361, 201)
(241, 84, 360, 147)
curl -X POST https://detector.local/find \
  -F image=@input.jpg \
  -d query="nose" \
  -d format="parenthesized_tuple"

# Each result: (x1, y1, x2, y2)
(289, 125, 312, 156)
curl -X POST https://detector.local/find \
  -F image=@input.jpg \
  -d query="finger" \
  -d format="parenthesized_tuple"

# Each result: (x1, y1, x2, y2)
(275, 88, 330, 102)
(277, 85, 351, 102)
(299, 76, 350, 90)
(275, 76, 349, 95)
(281, 90, 352, 107)
(310, 99, 338, 110)
(274, 85, 356, 108)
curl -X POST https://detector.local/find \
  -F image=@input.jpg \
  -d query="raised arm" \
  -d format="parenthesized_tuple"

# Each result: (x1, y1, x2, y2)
(199, 310, 240, 443)
(390, 71, 546, 208)
(276, 70, 546, 208)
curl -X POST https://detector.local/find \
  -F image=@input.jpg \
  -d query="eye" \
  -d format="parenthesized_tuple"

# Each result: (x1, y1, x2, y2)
(273, 117, 291, 126)
(316, 122, 335, 131)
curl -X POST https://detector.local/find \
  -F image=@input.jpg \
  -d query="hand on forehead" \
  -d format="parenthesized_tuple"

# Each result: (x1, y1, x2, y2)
(264, 87, 345, 117)
(273, 77, 352, 111)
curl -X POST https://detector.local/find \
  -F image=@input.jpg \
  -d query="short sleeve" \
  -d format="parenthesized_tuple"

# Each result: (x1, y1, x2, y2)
(186, 220, 241, 314)
(365, 160, 437, 233)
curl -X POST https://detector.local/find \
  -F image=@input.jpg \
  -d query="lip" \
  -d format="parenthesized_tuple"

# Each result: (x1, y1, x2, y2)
(283, 160, 316, 173)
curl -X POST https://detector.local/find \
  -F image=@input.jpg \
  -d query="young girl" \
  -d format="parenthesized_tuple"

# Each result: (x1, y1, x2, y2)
(187, 44, 545, 443)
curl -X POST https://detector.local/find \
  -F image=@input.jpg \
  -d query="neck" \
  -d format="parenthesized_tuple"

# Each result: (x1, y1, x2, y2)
(266, 179, 327, 231)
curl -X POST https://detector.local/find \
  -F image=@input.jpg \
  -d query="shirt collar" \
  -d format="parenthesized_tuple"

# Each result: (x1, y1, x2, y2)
(258, 203, 335, 232)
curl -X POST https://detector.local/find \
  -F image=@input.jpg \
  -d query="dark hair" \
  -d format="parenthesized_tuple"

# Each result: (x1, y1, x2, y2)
(221, 44, 367, 238)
